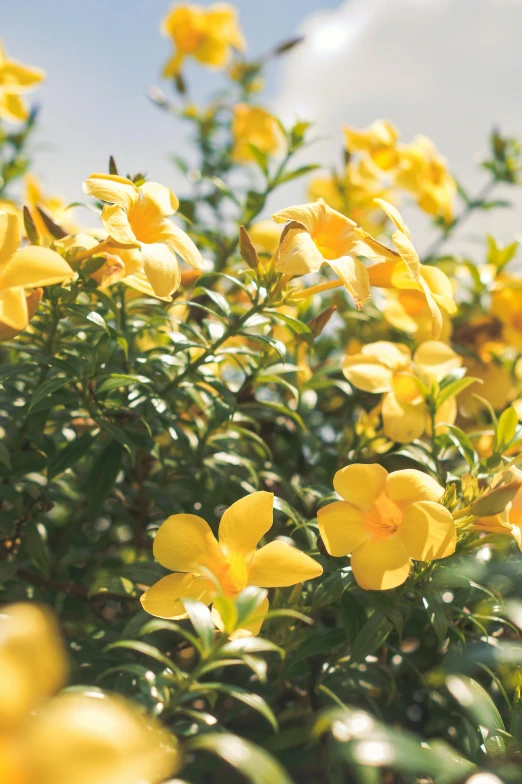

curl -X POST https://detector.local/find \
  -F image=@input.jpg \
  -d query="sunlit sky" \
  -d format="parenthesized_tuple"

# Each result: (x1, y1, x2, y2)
(5, 0, 522, 248)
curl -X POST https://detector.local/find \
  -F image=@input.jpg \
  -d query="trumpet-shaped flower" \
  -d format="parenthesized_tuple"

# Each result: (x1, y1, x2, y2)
(25, 175, 78, 239)
(0, 603, 178, 784)
(395, 136, 456, 224)
(161, 3, 245, 77)
(364, 200, 457, 338)
(0, 42, 44, 123)
(141, 491, 323, 636)
(82, 174, 204, 299)
(232, 104, 284, 163)
(272, 198, 371, 309)
(318, 464, 456, 590)
(343, 120, 400, 170)
(0, 210, 72, 333)
(342, 340, 462, 443)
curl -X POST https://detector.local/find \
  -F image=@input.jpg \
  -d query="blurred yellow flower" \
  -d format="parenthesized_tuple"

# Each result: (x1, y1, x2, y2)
(342, 340, 462, 443)
(491, 277, 522, 350)
(343, 119, 400, 170)
(381, 287, 453, 342)
(161, 3, 245, 77)
(25, 174, 77, 239)
(0, 603, 178, 784)
(82, 174, 204, 299)
(309, 158, 393, 234)
(248, 219, 282, 256)
(232, 104, 284, 163)
(318, 464, 456, 590)
(141, 491, 322, 636)
(0, 42, 44, 122)
(395, 136, 456, 223)
(364, 199, 457, 338)
(0, 210, 71, 333)
(272, 198, 371, 309)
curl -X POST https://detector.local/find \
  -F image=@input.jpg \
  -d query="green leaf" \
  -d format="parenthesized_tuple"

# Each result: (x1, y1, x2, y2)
(235, 586, 269, 626)
(446, 675, 506, 756)
(496, 405, 518, 451)
(422, 590, 448, 645)
(105, 640, 182, 677)
(47, 433, 96, 480)
(349, 611, 393, 663)
(22, 521, 50, 579)
(197, 683, 278, 731)
(311, 569, 353, 611)
(85, 440, 124, 514)
(28, 376, 72, 412)
(274, 164, 320, 186)
(86, 310, 110, 334)
(96, 374, 152, 394)
(188, 734, 294, 784)
(437, 376, 479, 409)
(0, 442, 11, 470)
(88, 574, 134, 598)
(442, 424, 477, 469)
(183, 599, 215, 650)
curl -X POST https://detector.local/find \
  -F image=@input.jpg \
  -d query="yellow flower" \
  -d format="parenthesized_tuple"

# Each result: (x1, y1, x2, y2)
(318, 464, 456, 590)
(0, 603, 178, 784)
(491, 276, 522, 350)
(161, 3, 245, 77)
(342, 340, 462, 443)
(0, 210, 71, 333)
(141, 491, 322, 636)
(381, 288, 453, 342)
(232, 104, 284, 163)
(0, 287, 43, 343)
(364, 199, 457, 338)
(395, 136, 456, 224)
(272, 198, 371, 310)
(309, 158, 393, 234)
(0, 42, 44, 123)
(343, 120, 400, 170)
(25, 175, 77, 239)
(82, 174, 204, 299)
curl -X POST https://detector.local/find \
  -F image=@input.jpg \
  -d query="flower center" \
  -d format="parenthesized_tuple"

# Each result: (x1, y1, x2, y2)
(365, 493, 403, 539)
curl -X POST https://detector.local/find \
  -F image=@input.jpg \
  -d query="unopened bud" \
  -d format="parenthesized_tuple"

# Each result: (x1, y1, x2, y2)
(109, 156, 118, 175)
(469, 480, 522, 517)
(307, 306, 337, 338)
(36, 206, 67, 239)
(23, 206, 39, 245)
(239, 225, 260, 270)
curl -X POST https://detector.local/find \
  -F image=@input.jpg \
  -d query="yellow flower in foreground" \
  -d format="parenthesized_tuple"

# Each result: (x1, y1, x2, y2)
(395, 136, 456, 224)
(0, 42, 44, 122)
(82, 174, 204, 299)
(318, 464, 456, 590)
(364, 199, 457, 338)
(272, 198, 371, 309)
(343, 119, 400, 170)
(232, 104, 284, 163)
(0, 210, 71, 333)
(25, 174, 77, 239)
(342, 340, 462, 443)
(161, 3, 245, 77)
(141, 491, 322, 636)
(0, 603, 178, 784)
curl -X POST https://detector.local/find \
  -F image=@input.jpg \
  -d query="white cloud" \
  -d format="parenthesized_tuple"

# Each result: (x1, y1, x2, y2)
(271, 0, 522, 250)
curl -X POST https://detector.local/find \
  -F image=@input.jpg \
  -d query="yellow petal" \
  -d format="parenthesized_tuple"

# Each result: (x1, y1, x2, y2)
(247, 541, 323, 587)
(218, 491, 274, 557)
(121, 273, 172, 302)
(212, 596, 269, 639)
(101, 204, 138, 246)
(0, 603, 68, 728)
(350, 537, 411, 590)
(141, 242, 181, 297)
(374, 199, 411, 238)
(398, 501, 456, 561)
(0, 287, 42, 342)
(0, 92, 28, 122)
(26, 692, 179, 784)
(275, 226, 324, 276)
(327, 256, 370, 310)
(0, 287, 28, 331)
(162, 222, 205, 270)
(0, 210, 21, 266)
(333, 463, 388, 507)
(139, 182, 179, 216)
(152, 513, 224, 574)
(317, 500, 369, 557)
(342, 354, 394, 394)
(140, 573, 214, 619)
(361, 341, 411, 369)
(0, 246, 71, 290)
(83, 174, 139, 211)
(272, 200, 326, 233)
(381, 392, 426, 443)
(392, 229, 420, 282)
(385, 469, 444, 505)
(413, 341, 462, 381)
(434, 395, 457, 430)
(0, 60, 44, 92)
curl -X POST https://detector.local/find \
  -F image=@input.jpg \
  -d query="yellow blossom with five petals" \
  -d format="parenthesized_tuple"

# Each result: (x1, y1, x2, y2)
(82, 174, 204, 299)
(141, 491, 323, 636)
(394, 136, 456, 224)
(161, 3, 245, 77)
(343, 120, 400, 170)
(318, 464, 456, 590)
(0, 42, 44, 123)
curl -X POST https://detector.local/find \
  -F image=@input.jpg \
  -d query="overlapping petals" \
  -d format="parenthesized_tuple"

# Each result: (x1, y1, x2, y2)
(318, 464, 456, 590)
(141, 491, 322, 636)
(232, 104, 284, 163)
(0, 42, 44, 122)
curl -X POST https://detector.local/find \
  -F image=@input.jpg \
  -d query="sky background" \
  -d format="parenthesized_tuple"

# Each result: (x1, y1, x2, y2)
(4, 0, 522, 250)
